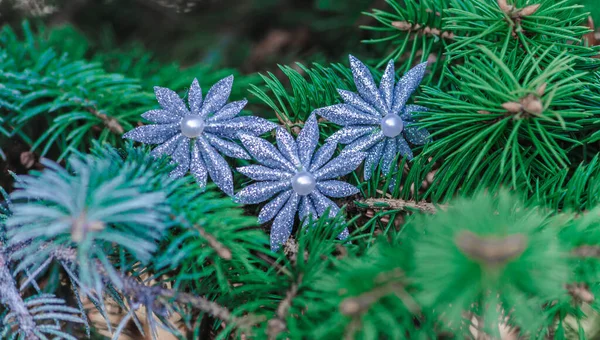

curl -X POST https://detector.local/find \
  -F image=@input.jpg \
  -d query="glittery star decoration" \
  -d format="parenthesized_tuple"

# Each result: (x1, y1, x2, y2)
(314, 55, 431, 180)
(123, 77, 277, 195)
(235, 114, 366, 251)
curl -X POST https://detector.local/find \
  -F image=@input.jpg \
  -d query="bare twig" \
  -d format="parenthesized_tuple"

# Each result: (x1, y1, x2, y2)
(357, 198, 443, 214)
(0, 248, 39, 339)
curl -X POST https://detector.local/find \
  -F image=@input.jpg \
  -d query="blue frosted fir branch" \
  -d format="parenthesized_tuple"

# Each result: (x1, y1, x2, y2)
(235, 114, 366, 251)
(314, 55, 432, 180)
(124, 77, 277, 195)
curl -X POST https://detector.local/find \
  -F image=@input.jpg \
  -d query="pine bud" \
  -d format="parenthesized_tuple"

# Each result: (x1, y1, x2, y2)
(455, 231, 527, 265)
(519, 4, 540, 17)
(71, 214, 105, 242)
(392, 21, 413, 31)
(536, 83, 547, 96)
(502, 101, 522, 113)
(497, 0, 514, 13)
(522, 94, 543, 114)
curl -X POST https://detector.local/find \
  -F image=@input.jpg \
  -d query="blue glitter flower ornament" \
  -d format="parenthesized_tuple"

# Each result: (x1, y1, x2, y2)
(314, 55, 431, 180)
(235, 115, 365, 251)
(124, 77, 276, 195)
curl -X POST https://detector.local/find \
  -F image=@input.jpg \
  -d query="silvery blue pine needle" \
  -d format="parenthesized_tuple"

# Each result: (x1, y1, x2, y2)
(124, 77, 277, 195)
(235, 114, 365, 251)
(314, 55, 431, 180)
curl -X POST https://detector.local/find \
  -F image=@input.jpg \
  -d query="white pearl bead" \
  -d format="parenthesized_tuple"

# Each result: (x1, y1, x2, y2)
(380, 115, 404, 138)
(291, 171, 317, 196)
(180, 115, 205, 138)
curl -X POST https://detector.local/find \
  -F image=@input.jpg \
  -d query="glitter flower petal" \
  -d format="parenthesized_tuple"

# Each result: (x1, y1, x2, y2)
(141, 109, 180, 124)
(349, 55, 386, 112)
(190, 142, 208, 187)
(170, 137, 191, 177)
(188, 78, 203, 115)
(314, 104, 380, 126)
(308, 141, 337, 172)
(276, 128, 301, 168)
(379, 60, 396, 110)
(363, 142, 384, 180)
(237, 165, 292, 181)
(154, 86, 189, 117)
(200, 75, 233, 118)
(205, 134, 250, 159)
(314, 55, 431, 180)
(124, 77, 275, 195)
(328, 126, 375, 144)
(296, 115, 320, 166)
(381, 138, 397, 175)
(313, 152, 366, 180)
(317, 181, 360, 198)
(197, 137, 235, 195)
(397, 137, 414, 160)
(402, 104, 428, 121)
(270, 193, 300, 251)
(310, 190, 340, 218)
(206, 116, 277, 137)
(404, 125, 431, 145)
(150, 134, 183, 157)
(209, 99, 248, 122)
(298, 196, 318, 227)
(235, 181, 291, 205)
(239, 134, 296, 172)
(337, 89, 380, 116)
(344, 131, 385, 153)
(236, 114, 363, 251)
(258, 190, 293, 224)
(123, 124, 179, 144)
(391, 63, 428, 114)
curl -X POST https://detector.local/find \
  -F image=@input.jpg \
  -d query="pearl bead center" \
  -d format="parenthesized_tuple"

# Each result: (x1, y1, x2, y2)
(380, 115, 404, 138)
(180, 115, 205, 138)
(291, 171, 317, 196)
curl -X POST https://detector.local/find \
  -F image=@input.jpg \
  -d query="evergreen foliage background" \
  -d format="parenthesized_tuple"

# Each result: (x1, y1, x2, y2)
(2, 0, 600, 339)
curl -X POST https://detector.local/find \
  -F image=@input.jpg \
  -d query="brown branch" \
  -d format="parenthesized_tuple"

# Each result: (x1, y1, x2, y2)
(391, 21, 455, 40)
(51, 247, 262, 333)
(0, 248, 39, 339)
(274, 111, 300, 135)
(357, 198, 443, 214)
(572, 245, 600, 258)
(267, 273, 303, 339)
(196, 225, 232, 260)
(87, 107, 124, 135)
(339, 281, 418, 317)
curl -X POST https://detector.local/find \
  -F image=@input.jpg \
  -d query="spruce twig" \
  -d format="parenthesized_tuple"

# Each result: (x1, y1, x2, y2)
(356, 198, 443, 214)
(0, 247, 39, 340)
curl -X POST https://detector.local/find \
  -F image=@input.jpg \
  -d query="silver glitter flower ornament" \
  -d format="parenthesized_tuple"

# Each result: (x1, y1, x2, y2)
(123, 77, 276, 195)
(235, 114, 365, 251)
(314, 55, 431, 180)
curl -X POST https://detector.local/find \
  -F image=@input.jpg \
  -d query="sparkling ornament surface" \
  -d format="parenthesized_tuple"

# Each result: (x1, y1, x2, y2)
(291, 171, 316, 195)
(123, 77, 276, 195)
(236, 116, 365, 251)
(380, 115, 404, 137)
(314, 55, 432, 181)
(180, 115, 206, 138)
